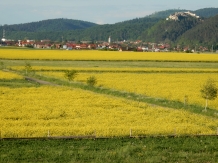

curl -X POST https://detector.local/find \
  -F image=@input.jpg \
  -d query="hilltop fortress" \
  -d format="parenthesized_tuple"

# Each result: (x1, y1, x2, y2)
(166, 11, 200, 21)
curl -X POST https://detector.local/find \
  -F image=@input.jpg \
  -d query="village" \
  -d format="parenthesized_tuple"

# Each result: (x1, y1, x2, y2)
(0, 35, 211, 53)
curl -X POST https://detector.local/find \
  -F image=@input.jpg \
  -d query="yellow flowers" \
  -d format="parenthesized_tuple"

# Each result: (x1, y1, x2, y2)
(37, 71, 218, 109)
(11, 66, 218, 73)
(0, 70, 23, 79)
(1, 49, 218, 138)
(1, 86, 218, 138)
(1, 49, 218, 61)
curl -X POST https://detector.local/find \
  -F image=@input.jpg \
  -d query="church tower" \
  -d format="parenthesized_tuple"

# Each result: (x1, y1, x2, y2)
(108, 36, 111, 44)
(1, 29, 6, 42)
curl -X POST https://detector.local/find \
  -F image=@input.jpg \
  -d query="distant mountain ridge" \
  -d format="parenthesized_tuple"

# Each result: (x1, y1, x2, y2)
(194, 8, 218, 18)
(1, 7, 218, 46)
(1, 18, 97, 32)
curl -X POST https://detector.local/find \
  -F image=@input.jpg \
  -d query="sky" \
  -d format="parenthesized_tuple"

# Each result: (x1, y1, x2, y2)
(0, 0, 217, 25)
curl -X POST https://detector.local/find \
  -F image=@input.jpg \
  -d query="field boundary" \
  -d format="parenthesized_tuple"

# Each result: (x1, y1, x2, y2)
(0, 135, 96, 140)
(1, 57, 218, 63)
(1, 128, 218, 140)
(1, 134, 218, 140)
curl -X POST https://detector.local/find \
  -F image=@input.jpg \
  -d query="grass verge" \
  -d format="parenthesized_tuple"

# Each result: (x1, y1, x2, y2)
(1, 136, 218, 163)
(0, 79, 40, 88)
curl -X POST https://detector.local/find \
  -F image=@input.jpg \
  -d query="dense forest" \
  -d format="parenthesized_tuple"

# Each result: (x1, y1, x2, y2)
(1, 8, 218, 47)
(139, 17, 203, 43)
(194, 8, 218, 18)
(1, 17, 161, 42)
(1, 19, 97, 32)
(177, 14, 218, 47)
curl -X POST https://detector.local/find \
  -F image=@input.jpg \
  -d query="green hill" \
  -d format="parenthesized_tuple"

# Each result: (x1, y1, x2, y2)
(194, 8, 218, 18)
(1, 7, 218, 46)
(139, 16, 202, 43)
(1, 18, 97, 32)
(178, 14, 218, 46)
(2, 17, 160, 42)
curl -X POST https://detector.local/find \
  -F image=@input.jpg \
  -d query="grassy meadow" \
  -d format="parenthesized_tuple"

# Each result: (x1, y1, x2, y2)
(1, 48, 218, 162)
(1, 137, 218, 163)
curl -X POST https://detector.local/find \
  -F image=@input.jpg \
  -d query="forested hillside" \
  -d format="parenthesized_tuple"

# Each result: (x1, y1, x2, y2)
(1, 8, 218, 45)
(194, 8, 218, 18)
(3, 17, 160, 42)
(139, 16, 203, 43)
(63, 17, 160, 41)
(178, 14, 218, 46)
(1, 18, 97, 32)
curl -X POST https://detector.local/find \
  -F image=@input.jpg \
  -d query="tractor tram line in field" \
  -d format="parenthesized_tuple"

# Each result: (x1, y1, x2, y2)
(1, 50, 218, 139)
(1, 69, 218, 139)
(22, 71, 218, 119)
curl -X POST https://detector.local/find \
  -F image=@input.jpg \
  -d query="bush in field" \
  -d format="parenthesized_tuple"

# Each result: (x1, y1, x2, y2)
(64, 70, 77, 82)
(25, 62, 32, 75)
(185, 50, 193, 53)
(87, 76, 97, 86)
(0, 62, 5, 69)
(200, 78, 218, 111)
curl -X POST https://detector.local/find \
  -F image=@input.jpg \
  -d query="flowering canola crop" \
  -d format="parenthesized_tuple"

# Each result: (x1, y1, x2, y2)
(1, 86, 218, 138)
(0, 70, 23, 79)
(11, 66, 218, 73)
(1, 49, 218, 61)
(39, 71, 218, 109)
(1, 49, 218, 138)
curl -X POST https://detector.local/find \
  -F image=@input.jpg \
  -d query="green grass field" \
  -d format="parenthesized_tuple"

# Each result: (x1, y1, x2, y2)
(2, 59, 218, 68)
(1, 136, 218, 163)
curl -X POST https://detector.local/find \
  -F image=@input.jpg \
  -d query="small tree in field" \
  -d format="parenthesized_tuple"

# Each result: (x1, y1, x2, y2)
(0, 62, 5, 70)
(64, 70, 77, 82)
(200, 78, 217, 111)
(87, 76, 97, 86)
(25, 62, 32, 75)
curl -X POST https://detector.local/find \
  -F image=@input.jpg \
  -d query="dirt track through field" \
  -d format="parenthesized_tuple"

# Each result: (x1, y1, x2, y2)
(24, 76, 59, 86)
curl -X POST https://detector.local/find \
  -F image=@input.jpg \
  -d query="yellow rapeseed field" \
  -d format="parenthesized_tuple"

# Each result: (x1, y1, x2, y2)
(1, 49, 218, 138)
(1, 86, 218, 138)
(0, 70, 23, 79)
(38, 71, 218, 109)
(1, 49, 218, 61)
(11, 66, 218, 73)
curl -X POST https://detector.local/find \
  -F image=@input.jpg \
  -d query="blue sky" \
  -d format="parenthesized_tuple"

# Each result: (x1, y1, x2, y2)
(0, 0, 217, 25)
